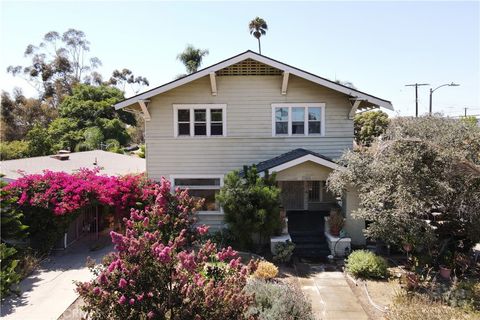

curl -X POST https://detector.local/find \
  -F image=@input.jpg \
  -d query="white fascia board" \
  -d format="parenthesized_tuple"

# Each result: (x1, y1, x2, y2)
(269, 154, 345, 173)
(114, 52, 252, 110)
(114, 51, 393, 111)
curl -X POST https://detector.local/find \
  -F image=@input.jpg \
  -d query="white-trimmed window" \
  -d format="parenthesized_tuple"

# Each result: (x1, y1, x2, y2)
(173, 104, 227, 137)
(171, 176, 223, 214)
(272, 103, 325, 136)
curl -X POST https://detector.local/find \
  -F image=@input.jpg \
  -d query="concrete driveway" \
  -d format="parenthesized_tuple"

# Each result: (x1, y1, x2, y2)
(1, 233, 113, 320)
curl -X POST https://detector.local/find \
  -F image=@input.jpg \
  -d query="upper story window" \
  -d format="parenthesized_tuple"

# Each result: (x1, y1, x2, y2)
(173, 104, 227, 137)
(272, 103, 325, 136)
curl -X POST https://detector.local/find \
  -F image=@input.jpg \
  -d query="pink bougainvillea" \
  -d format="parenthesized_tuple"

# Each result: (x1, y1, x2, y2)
(76, 178, 257, 320)
(3, 169, 160, 216)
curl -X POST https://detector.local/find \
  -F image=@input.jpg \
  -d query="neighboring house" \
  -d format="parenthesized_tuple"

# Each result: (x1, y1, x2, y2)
(0, 150, 145, 181)
(1, 150, 146, 249)
(113, 50, 393, 252)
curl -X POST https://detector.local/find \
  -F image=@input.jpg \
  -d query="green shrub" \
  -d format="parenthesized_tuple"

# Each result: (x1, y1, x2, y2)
(0, 140, 30, 160)
(273, 241, 295, 263)
(217, 166, 282, 251)
(346, 250, 388, 279)
(244, 279, 314, 320)
(0, 243, 21, 297)
(138, 144, 145, 158)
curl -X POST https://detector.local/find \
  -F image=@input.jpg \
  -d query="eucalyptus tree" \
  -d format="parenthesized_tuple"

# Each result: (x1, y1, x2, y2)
(177, 45, 209, 74)
(248, 17, 268, 54)
(7, 29, 102, 107)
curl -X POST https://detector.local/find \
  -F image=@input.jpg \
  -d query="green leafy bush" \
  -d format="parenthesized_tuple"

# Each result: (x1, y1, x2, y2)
(0, 243, 21, 297)
(244, 279, 314, 320)
(346, 250, 388, 279)
(217, 166, 282, 251)
(138, 144, 145, 158)
(273, 241, 295, 263)
(0, 140, 30, 160)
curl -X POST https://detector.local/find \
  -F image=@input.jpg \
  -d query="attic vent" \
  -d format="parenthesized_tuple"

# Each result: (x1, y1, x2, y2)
(216, 59, 283, 76)
(51, 154, 70, 161)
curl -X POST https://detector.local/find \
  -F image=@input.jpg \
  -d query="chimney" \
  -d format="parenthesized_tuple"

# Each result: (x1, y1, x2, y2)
(51, 154, 70, 161)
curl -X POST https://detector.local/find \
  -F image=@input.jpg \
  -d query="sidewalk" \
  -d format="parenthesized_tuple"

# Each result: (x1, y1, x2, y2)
(296, 265, 369, 320)
(1, 234, 113, 320)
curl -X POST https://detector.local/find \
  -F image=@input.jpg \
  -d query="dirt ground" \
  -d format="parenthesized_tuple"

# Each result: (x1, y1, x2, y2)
(345, 270, 402, 320)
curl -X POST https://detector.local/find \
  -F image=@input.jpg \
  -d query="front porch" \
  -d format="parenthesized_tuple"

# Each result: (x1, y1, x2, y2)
(257, 149, 365, 258)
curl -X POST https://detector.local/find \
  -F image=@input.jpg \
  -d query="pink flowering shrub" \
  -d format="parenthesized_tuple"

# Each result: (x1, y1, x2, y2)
(76, 178, 258, 320)
(4, 169, 159, 215)
(2, 169, 160, 252)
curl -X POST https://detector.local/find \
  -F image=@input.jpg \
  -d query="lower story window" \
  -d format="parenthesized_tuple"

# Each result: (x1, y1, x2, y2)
(173, 177, 222, 212)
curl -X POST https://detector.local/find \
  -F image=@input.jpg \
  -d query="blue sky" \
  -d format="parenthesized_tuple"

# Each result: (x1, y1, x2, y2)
(1, 1, 479, 117)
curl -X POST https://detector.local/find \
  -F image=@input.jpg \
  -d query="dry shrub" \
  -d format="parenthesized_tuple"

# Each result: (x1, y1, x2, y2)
(386, 292, 479, 320)
(254, 261, 278, 280)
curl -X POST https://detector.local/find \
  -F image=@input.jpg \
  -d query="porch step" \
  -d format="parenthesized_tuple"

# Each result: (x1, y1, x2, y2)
(293, 241, 330, 259)
(293, 247, 331, 259)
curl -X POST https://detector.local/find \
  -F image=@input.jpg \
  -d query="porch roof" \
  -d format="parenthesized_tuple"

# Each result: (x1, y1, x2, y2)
(253, 148, 343, 173)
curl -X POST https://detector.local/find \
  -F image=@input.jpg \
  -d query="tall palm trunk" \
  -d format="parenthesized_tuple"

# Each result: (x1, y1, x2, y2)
(258, 38, 261, 55)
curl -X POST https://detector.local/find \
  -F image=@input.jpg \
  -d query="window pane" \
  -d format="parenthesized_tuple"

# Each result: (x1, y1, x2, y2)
(186, 189, 219, 211)
(175, 178, 220, 186)
(308, 108, 321, 121)
(211, 123, 223, 135)
(178, 123, 190, 135)
(211, 109, 223, 122)
(308, 181, 320, 202)
(194, 123, 207, 135)
(194, 109, 206, 122)
(275, 108, 288, 121)
(292, 122, 304, 135)
(292, 107, 305, 121)
(178, 109, 190, 122)
(275, 122, 288, 134)
(308, 121, 321, 134)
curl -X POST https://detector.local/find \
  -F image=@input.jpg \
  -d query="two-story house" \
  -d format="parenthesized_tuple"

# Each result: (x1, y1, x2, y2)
(113, 51, 393, 249)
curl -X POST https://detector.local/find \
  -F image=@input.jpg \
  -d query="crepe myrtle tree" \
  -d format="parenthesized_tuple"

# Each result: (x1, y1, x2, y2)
(328, 116, 480, 258)
(76, 178, 257, 320)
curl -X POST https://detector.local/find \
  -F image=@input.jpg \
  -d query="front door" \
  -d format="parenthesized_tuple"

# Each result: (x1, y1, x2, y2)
(279, 181, 304, 210)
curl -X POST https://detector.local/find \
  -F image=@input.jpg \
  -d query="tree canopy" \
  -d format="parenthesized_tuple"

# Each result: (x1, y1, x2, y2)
(354, 110, 389, 146)
(328, 116, 480, 258)
(177, 45, 209, 75)
(2, 28, 149, 159)
(248, 17, 268, 54)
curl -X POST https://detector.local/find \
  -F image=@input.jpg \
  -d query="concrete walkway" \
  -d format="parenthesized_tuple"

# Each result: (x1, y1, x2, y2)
(297, 265, 369, 320)
(1, 234, 113, 320)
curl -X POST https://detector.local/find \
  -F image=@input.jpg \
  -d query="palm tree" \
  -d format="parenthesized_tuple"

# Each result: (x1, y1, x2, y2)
(177, 45, 209, 74)
(249, 17, 268, 54)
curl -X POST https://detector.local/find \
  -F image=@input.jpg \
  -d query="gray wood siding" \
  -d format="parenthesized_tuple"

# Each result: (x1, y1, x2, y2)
(145, 74, 354, 179)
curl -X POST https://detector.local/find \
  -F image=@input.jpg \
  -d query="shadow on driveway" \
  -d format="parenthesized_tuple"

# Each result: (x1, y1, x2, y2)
(1, 231, 113, 320)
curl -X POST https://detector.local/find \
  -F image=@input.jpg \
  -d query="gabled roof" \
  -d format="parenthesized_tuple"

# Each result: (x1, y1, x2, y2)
(251, 148, 344, 174)
(113, 50, 393, 110)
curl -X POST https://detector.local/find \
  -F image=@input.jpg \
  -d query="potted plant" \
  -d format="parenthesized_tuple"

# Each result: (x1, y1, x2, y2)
(328, 208, 344, 237)
(439, 251, 454, 279)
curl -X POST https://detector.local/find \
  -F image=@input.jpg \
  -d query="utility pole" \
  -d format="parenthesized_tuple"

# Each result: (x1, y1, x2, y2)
(464, 107, 468, 117)
(405, 83, 429, 117)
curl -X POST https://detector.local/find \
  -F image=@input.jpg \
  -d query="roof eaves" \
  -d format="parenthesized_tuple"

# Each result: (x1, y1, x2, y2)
(114, 50, 393, 111)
